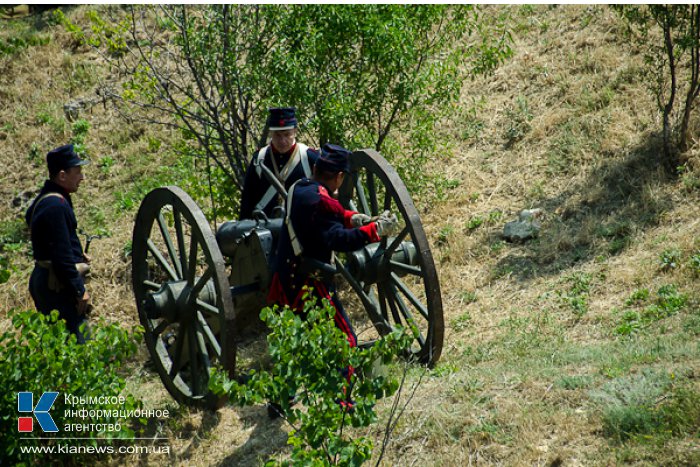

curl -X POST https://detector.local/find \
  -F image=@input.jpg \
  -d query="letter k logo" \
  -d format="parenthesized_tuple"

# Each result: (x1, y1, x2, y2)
(18, 392, 59, 433)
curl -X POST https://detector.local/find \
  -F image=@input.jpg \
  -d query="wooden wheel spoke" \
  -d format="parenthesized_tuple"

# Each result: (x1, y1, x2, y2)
(188, 324, 201, 395)
(337, 260, 364, 298)
(169, 325, 186, 379)
(377, 283, 390, 322)
(187, 236, 198, 284)
(390, 260, 422, 276)
(147, 238, 179, 281)
(355, 176, 370, 215)
(151, 319, 168, 337)
(367, 172, 378, 215)
(391, 272, 429, 320)
(190, 267, 213, 298)
(198, 311, 221, 358)
(337, 260, 385, 329)
(143, 280, 161, 291)
(386, 226, 409, 256)
(383, 187, 392, 212)
(173, 209, 188, 276)
(384, 281, 404, 325)
(157, 212, 182, 279)
(196, 298, 219, 316)
(365, 286, 391, 329)
(196, 327, 210, 368)
(392, 287, 426, 346)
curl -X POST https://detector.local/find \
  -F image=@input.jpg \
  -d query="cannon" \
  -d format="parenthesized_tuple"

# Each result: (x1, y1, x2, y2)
(131, 149, 444, 408)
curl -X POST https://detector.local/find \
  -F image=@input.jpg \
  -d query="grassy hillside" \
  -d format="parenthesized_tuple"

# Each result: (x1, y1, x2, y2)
(1, 5, 699, 466)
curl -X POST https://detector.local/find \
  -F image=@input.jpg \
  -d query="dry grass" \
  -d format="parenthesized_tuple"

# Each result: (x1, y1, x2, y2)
(1, 4, 699, 466)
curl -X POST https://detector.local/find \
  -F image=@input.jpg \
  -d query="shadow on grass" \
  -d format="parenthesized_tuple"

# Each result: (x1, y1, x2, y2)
(167, 406, 223, 461)
(218, 405, 288, 466)
(493, 132, 678, 281)
(133, 347, 285, 464)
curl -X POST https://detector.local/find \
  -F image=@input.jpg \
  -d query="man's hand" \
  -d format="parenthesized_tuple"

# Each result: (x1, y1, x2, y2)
(350, 213, 372, 227)
(375, 211, 399, 237)
(77, 291, 91, 316)
(83, 253, 92, 264)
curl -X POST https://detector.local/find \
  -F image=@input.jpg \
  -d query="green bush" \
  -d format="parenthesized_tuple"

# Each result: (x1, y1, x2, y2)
(689, 251, 700, 277)
(0, 254, 10, 284)
(614, 284, 688, 336)
(211, 295, 412, 466)
(466, 215, 484, 231)
(625, 288, 650, 306)
(71, 118, 91, 158)
(557, 272, 591, 318)
(659, 248, 681, 271)
(0, 310, 143, 464)
(0, 218, 26, 246)
(0, 31, 50, 57)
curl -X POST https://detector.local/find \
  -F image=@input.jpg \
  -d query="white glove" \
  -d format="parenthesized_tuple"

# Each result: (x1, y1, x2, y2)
(375, 211, 399, 237)
(350, 213, 372, 227)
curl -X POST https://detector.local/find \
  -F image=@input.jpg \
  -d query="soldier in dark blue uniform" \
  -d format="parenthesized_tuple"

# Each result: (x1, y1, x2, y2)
(239, 107, 320, 219)
(25, 144, 91, 343)
(268, 144, 399, 347)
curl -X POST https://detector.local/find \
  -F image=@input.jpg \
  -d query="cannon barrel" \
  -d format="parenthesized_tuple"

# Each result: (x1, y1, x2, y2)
(346, 240, 418, 284)
(215, 218, 283, 257)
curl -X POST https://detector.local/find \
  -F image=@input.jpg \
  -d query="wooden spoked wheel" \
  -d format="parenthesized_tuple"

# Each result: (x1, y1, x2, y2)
(132, 186, 235, 408)
(338, 149, 444, 366)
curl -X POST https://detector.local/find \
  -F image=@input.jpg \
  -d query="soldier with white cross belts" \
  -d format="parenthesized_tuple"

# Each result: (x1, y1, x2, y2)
(239, 107, 320, 220)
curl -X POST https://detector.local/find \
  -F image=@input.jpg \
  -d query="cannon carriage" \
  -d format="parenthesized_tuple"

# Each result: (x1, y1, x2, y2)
(131, 149, 444, 408)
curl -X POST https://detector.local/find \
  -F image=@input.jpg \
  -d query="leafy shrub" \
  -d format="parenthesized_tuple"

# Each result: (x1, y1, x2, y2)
(625, 288, 650, 306)
(466, 215, 484, 231)
(436, 225, 454, 246)
(615, 284, 688, 336)
(0, 254, 10, 284)
(689, 251, 700, 277)
(0, 310, 143, 464)
(652, 284, 688, 316)
(211, 296, 412, 466)
(557, 272, 591, 318)
(615, 310, 642, 337)
(71, 118, 91, 157)
(659, 248, 681, 271)
(0, 31, 50, 57)
(53, 9, 85, 46)
(503, 95, 533, 147)
(0, 219, 28, 272)
(451, 311, 472, 331)
(98, 156, 115, 175)
(0, 218, 26, 246)
(459, 290, 478, 305)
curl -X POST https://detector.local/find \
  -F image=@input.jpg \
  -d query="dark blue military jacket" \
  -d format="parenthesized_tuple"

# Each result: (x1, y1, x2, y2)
(25, 180, 85, 297)
(239, 144, 319, 220)
(269, 178, 379, 308)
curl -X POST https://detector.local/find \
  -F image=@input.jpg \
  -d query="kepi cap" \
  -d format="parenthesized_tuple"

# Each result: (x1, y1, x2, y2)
(47, 144, 89, 174)
(316, 143, 351, 173)
(268, 107, 298, 131)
